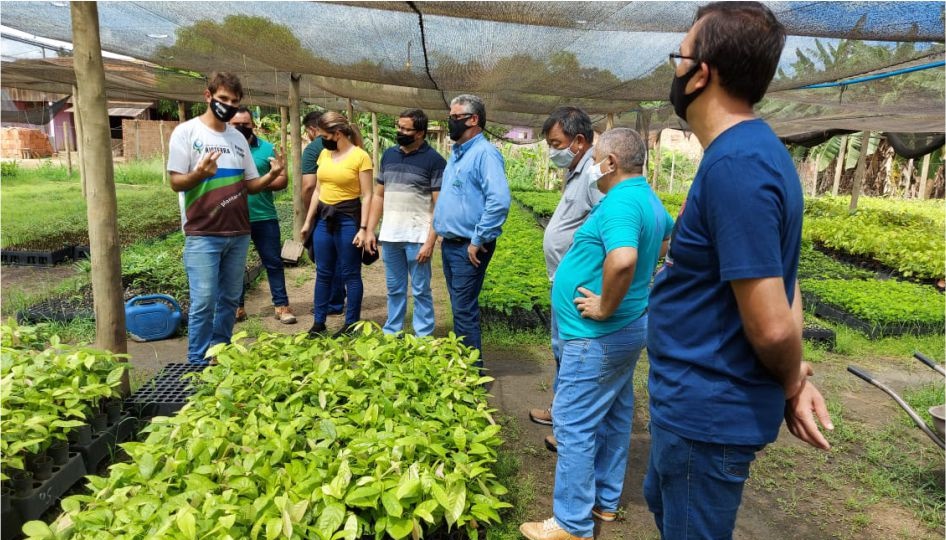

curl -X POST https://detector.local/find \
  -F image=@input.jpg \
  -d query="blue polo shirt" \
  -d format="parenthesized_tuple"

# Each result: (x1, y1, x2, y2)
(552, 176, 673, 341)
(432, 133, 510, 247)
(247, 136, 278, 222)
(647, 118, 804, 446)
(377, 141, 446, 244)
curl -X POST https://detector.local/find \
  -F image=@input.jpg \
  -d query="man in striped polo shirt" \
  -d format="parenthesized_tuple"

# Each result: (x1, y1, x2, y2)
(366, 108, 446, 336)
(167, 72, 285, 364)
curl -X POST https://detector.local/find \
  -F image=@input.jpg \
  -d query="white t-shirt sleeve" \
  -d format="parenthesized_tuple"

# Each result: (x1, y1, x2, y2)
(167, 123, 193, 174)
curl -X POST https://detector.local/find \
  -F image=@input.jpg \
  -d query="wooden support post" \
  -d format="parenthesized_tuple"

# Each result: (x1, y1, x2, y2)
(371, 112, 379, 164)
(849, 130, 870, 211)
(64, 121, 73, 176)
(71, 1, 128, 390)
(651, 129, 662, 189)
(605, 113, 614, 131)
(73, 85, 87, 197)
(159, 120, 168, 184)
(289, 73, 304, 241)
(669, 151, 676, 193)
(134, 119, 141, 160)
(918, 152, 931, 200)
(832, 135, 847, 196)
(812, 153, 822, 197)
(177, 100, 186, 122)
(347, 98, 355, 123)
(903, 158, 915, 196)
(279, 106, 288, 154)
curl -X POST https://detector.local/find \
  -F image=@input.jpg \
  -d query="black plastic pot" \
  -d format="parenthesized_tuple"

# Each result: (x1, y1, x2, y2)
(31, 455, 53, 481)
(49, 439, 69, 465)
(11, 470, 33, 497)
(68, 423, 93, 446)
(91, 412, 108, 433)
(105, 399, 123, 424)
(1, 486, 11, 512)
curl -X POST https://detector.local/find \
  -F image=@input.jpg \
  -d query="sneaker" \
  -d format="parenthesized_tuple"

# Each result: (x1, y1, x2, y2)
(307, 321, 327, 338)
(274, 306, 297, 324)
(591, 507, 617, 522)
(519, 518, 591, 540)
(235, 306, 247, 322)
(529, 407, 553, 426)
(544, 435, 558, 453)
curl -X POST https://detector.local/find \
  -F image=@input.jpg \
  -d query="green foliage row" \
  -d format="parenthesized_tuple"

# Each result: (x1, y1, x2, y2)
(0, 321, 126, 477)
(802, 278, 945, 331)
(479, 205, 550, 315)
(30, 328, 509, 540)
(1, 179, 179, 250)
(797, 241, 876, 281)
(120, 233, 189, 300)
(804, 197, 945, 279)
(511, 192, 560, 218)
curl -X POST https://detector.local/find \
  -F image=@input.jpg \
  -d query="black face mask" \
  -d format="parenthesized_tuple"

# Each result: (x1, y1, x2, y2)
(210, 99, 238, 123)
(234, 125, 254, 141)
(322, 137, 338, 151)
(448, 118, 471, 141)
(396, 133, 416, 147)
(669, 62, 708, 123)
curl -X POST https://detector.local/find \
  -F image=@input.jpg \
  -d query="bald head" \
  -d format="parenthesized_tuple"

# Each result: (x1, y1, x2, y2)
(597, 128, 646, 174)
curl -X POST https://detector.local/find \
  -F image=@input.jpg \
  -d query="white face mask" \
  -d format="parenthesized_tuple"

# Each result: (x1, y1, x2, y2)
(589, 157, 611, 184)
(549, 142, 576, 169)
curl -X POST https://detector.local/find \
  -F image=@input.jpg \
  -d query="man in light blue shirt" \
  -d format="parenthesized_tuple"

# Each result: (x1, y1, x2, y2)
(432, 94, 511, 367)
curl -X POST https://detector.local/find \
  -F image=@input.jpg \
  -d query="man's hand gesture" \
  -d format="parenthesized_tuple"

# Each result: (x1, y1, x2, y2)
(268, 147, 286, 178)
(195, 151, 221, 180)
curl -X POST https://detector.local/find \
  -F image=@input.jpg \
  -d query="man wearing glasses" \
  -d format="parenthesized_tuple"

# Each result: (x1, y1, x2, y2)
(432, 94, 511, 369)
(645, 3, 832, 538)
(365, 109, 446, 337)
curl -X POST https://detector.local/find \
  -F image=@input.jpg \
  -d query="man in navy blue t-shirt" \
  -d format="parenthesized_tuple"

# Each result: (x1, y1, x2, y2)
(645, 3, 833, 538)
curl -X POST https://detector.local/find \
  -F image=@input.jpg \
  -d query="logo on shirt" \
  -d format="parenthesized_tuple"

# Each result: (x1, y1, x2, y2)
(193, 140, 203, 153)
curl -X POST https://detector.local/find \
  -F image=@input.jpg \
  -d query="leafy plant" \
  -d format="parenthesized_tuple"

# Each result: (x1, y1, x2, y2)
(802, 278, 945, 334)
(797, 241, 877, 281)
(1, 160, 19, 177)
(512, 192, 560, 218)
(32, 327, 509, 539)
(480, 205, 550, 315)
(0, 321, 126, 478)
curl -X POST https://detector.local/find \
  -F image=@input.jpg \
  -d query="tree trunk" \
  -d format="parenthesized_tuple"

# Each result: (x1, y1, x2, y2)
(159, 121, 168, 184)
(849, 130, 870, 211)
(279, 106, 288, 154)
(605, 112, 614, 131)
(177, 100, 186, 122)
(289, 74, 304, 241)
(71, 1, 128, 392)
(918, 152, 931, 200)
(832, 135, 847, 196)
(72, 85, 87, 197)
(811, 153, 821, 196)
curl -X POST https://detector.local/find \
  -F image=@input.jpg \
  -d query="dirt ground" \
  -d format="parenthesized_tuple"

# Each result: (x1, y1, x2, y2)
(2, 255, 942, 539)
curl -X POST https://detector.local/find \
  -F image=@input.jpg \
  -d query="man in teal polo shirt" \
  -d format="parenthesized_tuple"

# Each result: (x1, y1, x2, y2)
(230, 107, 296, 324)
(521, 128, 673, 540)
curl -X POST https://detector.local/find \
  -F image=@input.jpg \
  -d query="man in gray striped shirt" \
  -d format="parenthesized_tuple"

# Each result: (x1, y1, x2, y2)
(366, 109, 446, 336)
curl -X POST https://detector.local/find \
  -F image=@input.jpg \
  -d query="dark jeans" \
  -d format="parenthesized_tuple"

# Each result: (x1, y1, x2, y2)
(643, 423, 764, 539)
(440, 238, 495, 367)
(312, 214, 362, 326)
(240, 219, 288, 307)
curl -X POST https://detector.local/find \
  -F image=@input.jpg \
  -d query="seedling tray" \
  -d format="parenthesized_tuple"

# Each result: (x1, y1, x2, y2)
(1, 504, 23, 540)
(126, 363, 205, 417)
(0, 246, 74, 267)
(806, 296, 943, 339)
(70, 412, 139, 472)
(802, 324, 836, 351)
(1, 451, 86, 533)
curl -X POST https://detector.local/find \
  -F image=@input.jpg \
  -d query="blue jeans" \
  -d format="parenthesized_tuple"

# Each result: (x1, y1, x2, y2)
(643, 423, 764, 539)
(552, 315, 647, 537)
(381, 241, 434, 336)
(440, 239, 495, 366)
(312, 215, 362, 326)
(183, 234, 250, 363)
(240, 219, 288, 307)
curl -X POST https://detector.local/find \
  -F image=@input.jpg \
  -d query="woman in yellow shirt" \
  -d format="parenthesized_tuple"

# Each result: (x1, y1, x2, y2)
(300, 111, 374, 336)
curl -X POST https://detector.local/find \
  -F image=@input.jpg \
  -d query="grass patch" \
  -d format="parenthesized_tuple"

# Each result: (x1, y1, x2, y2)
(483, 324, 549, 347)
(487, 414, 536, 540)
(903, 382, 945, 430)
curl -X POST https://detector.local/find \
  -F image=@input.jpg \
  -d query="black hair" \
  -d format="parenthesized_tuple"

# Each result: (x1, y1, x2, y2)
(541, 106, 594, 143)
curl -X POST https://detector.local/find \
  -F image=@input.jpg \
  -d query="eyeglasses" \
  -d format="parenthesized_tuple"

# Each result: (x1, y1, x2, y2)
(448, 113, 473, 122)
(668, 53, 699, 70)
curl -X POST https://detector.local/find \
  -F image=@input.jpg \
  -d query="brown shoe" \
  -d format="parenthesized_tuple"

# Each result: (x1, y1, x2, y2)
(544, 435, 558, 453)
(520, 518, 591, 540)
(592, 507, 617, 522)
(235, 306, 247, 322)
(274, 305, 297, 324)
(529, 407, 553, 426)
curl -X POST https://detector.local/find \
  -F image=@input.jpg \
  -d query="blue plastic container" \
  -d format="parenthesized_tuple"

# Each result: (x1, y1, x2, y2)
(125, 294, 181, 342)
